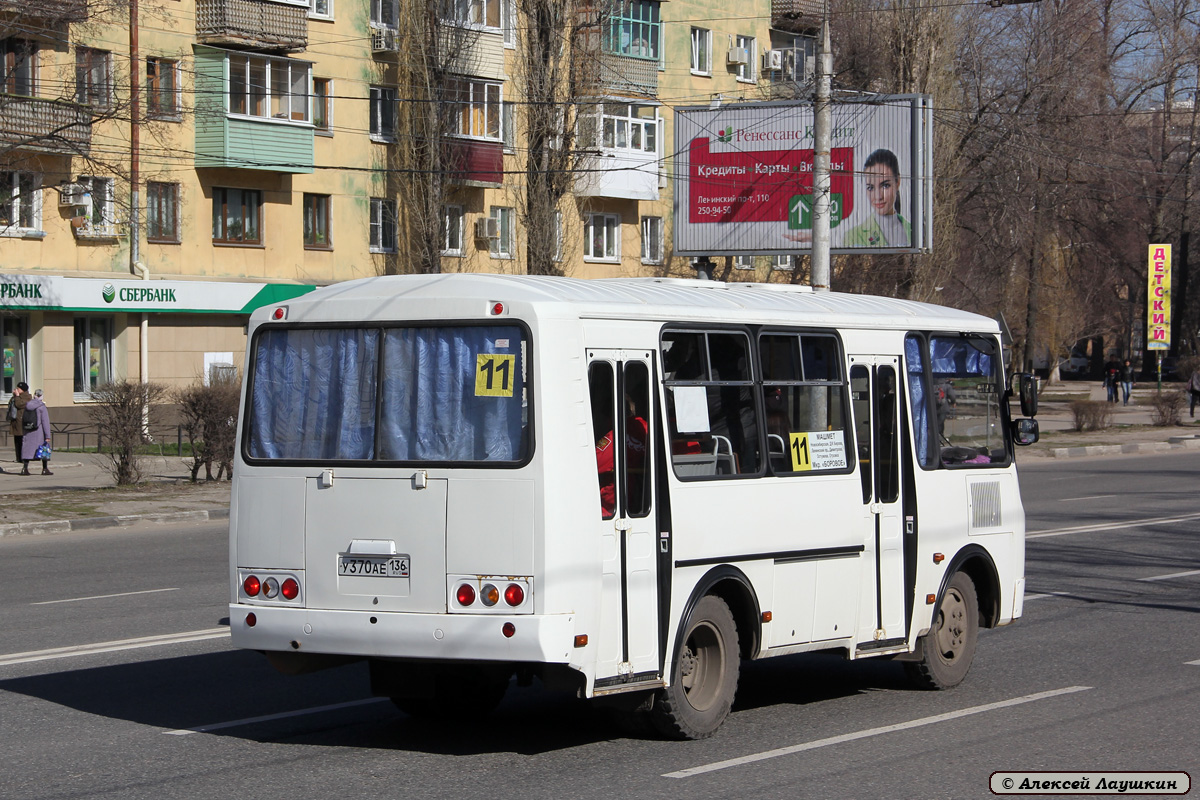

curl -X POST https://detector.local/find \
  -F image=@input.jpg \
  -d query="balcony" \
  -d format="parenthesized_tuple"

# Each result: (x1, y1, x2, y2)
(0, 0, 87, 22)
(595, 53, 658, 98)
(196, 0, 307, 52)
(0, 94, 91, 156)
(445, 139, 504, 187)
(771, 0, 822, 30)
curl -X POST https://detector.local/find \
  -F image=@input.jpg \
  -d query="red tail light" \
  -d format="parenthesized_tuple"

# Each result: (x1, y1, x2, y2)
(456, 584, 476, 606)
(504, 583, 525, 606)
(281, 578, 299, 600)
(243, 575, 261, 597)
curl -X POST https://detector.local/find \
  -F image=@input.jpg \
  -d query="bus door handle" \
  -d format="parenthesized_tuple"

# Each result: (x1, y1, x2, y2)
(614, 519, 633, 532)
(869, 502, 884, 514)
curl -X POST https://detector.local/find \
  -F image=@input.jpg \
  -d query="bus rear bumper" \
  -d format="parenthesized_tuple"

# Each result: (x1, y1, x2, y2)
(228, 605, 577, 664)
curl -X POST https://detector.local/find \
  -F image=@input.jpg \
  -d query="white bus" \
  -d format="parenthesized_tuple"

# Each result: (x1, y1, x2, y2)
(229, 274, 1039, 738)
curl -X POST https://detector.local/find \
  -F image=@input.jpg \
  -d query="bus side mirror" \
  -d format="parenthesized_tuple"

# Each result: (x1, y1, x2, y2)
(1012, 417, 1039, 446)
(1015, 373, 1038, 417)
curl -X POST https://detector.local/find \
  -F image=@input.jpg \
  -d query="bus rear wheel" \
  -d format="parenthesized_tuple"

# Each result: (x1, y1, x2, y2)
(651, 594, 740, 740)
(905, 571, 978, 689)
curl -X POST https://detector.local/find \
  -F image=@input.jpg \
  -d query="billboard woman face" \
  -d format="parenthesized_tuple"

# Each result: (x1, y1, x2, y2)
(865, 161, 899, 216)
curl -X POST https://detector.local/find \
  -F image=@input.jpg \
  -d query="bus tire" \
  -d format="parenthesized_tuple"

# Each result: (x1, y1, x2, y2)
(391, 665, 510, 719)
(905, 571, 978, 690)
(651, 594, 740, 740)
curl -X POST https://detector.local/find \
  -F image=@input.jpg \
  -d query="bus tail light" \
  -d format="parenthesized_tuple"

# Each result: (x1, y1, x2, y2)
(481, 584, 500, 606)
(243, 575, 261, 597)
(281, 578, 299, 600)
(456, 584, 476, 606)
(504, 583, 525, 607)
(502, 622, 516, 638)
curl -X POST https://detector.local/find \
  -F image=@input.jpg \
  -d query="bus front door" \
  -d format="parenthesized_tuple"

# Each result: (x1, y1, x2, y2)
(587, 351, 661, 685)
(850, 357, 907, 647)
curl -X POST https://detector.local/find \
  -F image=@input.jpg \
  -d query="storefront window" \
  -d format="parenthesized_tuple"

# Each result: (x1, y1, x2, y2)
(74, 317, 113, 397)
(2, 316, 27, 397)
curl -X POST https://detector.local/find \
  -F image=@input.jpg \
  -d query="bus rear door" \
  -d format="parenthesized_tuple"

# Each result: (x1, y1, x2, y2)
(587, 351, 660, 685)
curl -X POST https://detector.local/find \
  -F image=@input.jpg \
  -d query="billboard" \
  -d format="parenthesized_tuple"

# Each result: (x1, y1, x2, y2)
(673, 96, 933, 256)
(1147, 244, 1172, 350)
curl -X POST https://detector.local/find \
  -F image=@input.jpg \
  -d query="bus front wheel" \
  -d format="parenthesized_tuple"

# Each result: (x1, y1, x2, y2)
(905, 571, 979, 689)
(651, 594, 740, 740)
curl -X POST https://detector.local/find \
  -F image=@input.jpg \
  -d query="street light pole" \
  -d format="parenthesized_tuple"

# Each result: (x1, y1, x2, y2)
(810, 5, 833, 293)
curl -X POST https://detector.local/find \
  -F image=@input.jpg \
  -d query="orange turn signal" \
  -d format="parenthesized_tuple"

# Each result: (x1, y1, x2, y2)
(574, 634, 589, 648)
(933, 553, 945, 564)
(761, 611, 773, 623)
(926, 594, 937, 605)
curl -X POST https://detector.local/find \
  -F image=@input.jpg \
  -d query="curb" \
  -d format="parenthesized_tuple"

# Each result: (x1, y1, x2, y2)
(1046, 437, 1200, 459)
(0, 507, 229, 538)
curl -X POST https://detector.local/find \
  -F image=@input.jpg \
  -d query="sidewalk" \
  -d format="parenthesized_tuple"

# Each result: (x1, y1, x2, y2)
(2, 381, 1198, 537)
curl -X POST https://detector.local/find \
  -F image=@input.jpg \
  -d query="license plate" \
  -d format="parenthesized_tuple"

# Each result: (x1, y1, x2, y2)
(338, 555, 410, 578)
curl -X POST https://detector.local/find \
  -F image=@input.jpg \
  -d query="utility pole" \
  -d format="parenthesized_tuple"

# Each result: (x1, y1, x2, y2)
(810, 5, 833, 293)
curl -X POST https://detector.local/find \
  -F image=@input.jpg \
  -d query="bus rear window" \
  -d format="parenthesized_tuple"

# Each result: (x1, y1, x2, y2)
(247, 325, 528, 463)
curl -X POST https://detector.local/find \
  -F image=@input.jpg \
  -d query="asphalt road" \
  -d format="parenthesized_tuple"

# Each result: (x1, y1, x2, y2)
(1, 452, 1197, 799)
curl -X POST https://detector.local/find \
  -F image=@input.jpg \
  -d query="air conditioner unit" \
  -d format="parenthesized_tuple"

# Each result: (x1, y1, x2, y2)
(763, 49, 784, 71)
(58, 183, 89, 207)
(371, 28, 399, 53)
(475, 217, 500, 240)
(727, 47, 750, 66)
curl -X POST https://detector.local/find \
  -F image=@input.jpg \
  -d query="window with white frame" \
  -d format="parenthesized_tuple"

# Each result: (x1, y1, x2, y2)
(640, 216, 663, 264)
(310, 0, 332, 18)
(227, 54, 311, 123)
(553, 211, 563, 262)
(370, 86, 396, 140)
(502, 101, 515, 151)
(0, 171, 40, 235)
(76, 48, 112, 109)
(147, 57, 180, 119)
(772, 254, 794, 271)
(585, 213, 620, 262)
(444, 0, 501, 28)
(147, 181, 179, 243)
(0, 39, 36, 96)
(74, 317, 113, 397)
(489, 206, 514, 258)
(442, 204, 463, 255)
(603, 0, 660, 61)
(690, 27, 711, 75)
(2, 316, 28, 398)
(370, 198, 397, 252)
(76, 176, 118, 237)
(312, 78, 332, 133)
(580, 102, 658, 154)
(449, 78, 502, 140)
(734, 254, 754, 270)
(503, 0, 516, 45)
(734, 35, 755, 82)
(371, 0, 397, 28)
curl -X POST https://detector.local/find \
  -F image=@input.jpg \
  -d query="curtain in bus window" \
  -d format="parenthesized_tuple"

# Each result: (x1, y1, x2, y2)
(248, 328, 379, 460)
(379, 326, 525, 461)
(905, 335, 932, 467)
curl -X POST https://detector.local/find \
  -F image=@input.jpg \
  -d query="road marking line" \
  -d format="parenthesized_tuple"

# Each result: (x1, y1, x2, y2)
(31, 587, 180, 605)
(1139, 569, 1200, 582)
(1023, 591, 1069, 601)
(662, 686, 1093, 779)
(1028, 512, 1200, 539)
(0, 628, 229, 667)
(1058, 494, 1118, 502)
(164, 698, 390, 736)
(1187, 659, 1200, 666)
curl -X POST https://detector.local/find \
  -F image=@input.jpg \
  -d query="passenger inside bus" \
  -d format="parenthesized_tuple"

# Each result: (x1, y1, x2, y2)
(590, 373, 648, 518)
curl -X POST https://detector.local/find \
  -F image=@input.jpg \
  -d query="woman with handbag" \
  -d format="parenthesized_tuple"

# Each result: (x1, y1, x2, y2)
(19, 388, 52, 476)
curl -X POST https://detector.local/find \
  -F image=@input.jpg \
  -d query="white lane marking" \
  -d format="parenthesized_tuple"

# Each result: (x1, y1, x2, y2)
(31, 587, 180, 606)
(1023, 591, 1070, 601)
(1027, 512, 1200, 539)
(1058, 495, 1118, 502)
(1139, 569, 1200, 582)
(662, 686, 1093, 779)
(164, 698, 390, 736)
(0, 628, 229, 667)
(1187, 659, 1200, 666)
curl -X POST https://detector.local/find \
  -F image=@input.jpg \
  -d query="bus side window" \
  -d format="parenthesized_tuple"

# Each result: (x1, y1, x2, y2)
(589, 362, 617, 519)
(623, 361, 651, 517)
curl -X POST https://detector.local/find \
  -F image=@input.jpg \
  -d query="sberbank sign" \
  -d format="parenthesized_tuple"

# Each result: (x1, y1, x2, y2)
(102, 283, 178, 304)
(0, 282, 43, 299)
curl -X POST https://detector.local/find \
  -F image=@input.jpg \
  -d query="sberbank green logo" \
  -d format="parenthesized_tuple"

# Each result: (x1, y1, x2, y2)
(717, 128, 735, 143)
(102, 283, 116, 303)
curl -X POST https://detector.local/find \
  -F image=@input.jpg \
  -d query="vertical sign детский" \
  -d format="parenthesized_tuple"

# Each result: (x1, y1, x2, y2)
(1147, 244, 1171, 351)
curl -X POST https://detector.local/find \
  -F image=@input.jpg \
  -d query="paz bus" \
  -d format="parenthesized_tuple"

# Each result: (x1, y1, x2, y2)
(229, 274, 1039, 739)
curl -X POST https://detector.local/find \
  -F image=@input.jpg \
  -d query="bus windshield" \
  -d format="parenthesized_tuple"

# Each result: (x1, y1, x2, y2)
(246, 324, 528, 463)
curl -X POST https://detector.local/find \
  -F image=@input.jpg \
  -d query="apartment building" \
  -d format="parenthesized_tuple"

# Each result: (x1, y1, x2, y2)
(0, 0, 817, 419)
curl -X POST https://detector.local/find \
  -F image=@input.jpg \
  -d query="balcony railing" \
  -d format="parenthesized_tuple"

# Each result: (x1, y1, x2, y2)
(196, 0, 307, 52)
(596, 53, 658, 98)
(0, 94, 92, 156)
(0, 0, 87, 22)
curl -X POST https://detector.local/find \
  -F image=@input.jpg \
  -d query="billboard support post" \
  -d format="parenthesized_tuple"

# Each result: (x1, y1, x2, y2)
(811, 13, 833, 292)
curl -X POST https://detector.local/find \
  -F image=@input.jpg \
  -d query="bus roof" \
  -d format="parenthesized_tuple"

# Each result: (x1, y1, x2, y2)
(268, 274, 999, 333)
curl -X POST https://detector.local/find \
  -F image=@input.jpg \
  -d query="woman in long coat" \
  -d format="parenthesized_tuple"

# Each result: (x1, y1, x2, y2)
(20, 391, 51, 475)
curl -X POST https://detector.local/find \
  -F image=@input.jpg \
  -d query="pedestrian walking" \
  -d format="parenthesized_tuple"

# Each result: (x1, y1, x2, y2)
(6, 381, 30, 473)
(1189, 368, 1200, 419)
(1104, 359, 1121, 403)
(19, 388, 52, 476)
(1120, 359, 1134, 406)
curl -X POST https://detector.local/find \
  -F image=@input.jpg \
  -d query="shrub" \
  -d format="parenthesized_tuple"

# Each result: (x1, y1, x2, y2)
(1149, 390, 1185, 427)
(1067, 400, 1113, 432)
(86, 381, 168, 485)
(174, 373, 241, 482)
